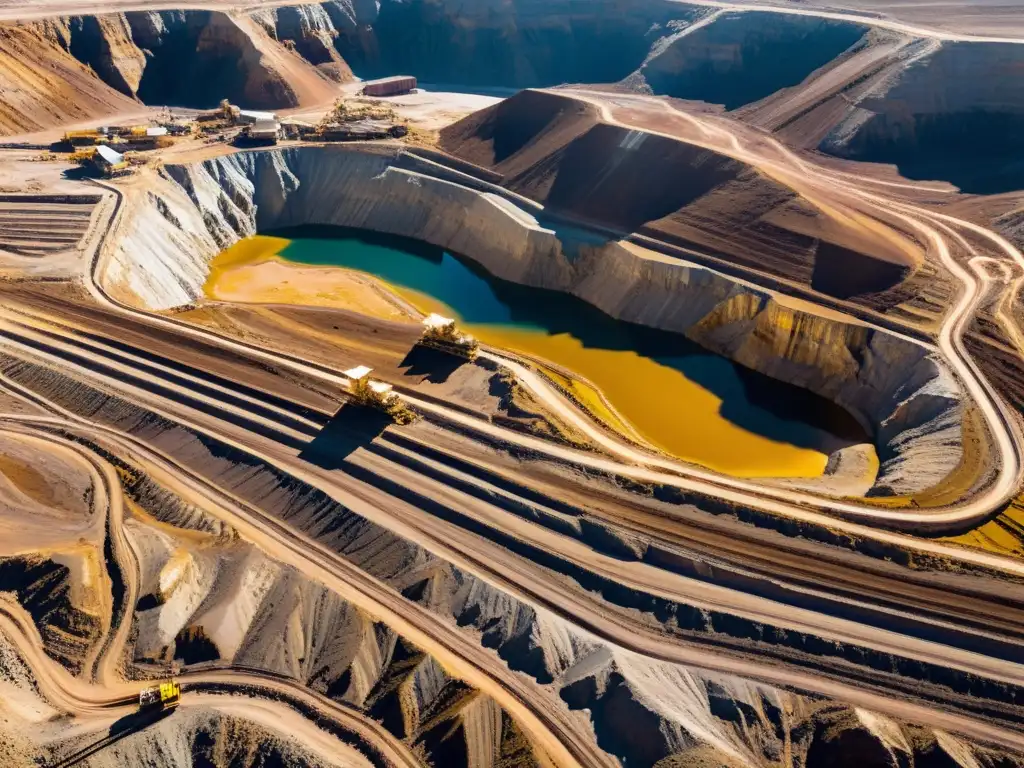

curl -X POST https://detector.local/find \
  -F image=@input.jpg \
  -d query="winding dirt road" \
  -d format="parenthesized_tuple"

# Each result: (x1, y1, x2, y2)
(0, 63, 1021, 766)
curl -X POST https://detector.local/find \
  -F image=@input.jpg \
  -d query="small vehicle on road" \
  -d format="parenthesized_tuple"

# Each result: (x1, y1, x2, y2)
(138, 680, 181, 710)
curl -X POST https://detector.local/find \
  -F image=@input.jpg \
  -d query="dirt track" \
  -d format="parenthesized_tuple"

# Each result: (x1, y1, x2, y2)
(0, 16, 1022, 761)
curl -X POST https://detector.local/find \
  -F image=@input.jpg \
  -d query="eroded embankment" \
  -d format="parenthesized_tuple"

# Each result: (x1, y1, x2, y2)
(106, 144, 964, 497)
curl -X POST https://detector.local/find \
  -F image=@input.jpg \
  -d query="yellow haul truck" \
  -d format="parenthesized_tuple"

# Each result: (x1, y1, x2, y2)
(138, 680, 181, 710)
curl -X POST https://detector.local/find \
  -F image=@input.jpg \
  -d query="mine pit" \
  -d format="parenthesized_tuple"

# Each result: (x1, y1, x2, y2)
(2, 4, 1024, 766)
(207, 229, 869, 478)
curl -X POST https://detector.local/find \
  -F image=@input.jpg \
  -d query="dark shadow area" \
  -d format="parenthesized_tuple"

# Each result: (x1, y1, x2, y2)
(67, 16, 136, 96)
(330, 0, 690, 88)
(486, 90, 585, 165)
(49, 708, 173, 767)
(811, 242, 912, 299)
(837, 109, 1024, 195)
(268, 224, 869, 450)
(399, 344, 467, 384)
(60, 166, 92, 181)
(232, 135, 278, 149)
(642, 14, 866, 110)
(174, 626, 220, 665)
(544, 124, 741, 233)
(126, 11, 291, 110)
(299, 403, 392, 469)
(135, 592, 164, 611)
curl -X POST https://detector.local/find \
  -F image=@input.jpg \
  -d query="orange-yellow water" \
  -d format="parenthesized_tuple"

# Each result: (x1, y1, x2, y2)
(206, 235, 862, 478)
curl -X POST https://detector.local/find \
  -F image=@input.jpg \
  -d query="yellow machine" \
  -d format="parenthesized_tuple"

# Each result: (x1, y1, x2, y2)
(138, 680, 181, 710)
(63, 130, 103, 146)
(69, 148, 97, 163)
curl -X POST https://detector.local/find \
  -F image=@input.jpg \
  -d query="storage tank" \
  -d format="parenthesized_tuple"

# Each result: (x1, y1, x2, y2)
(361, 76, 417, 97)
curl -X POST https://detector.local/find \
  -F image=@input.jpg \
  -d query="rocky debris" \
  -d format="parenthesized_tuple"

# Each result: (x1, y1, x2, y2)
(0, 556, 103, 677)
(0, 7, 337, 134)
(253, 4, 353, 80)
(1, 357, 1021, 767)
(54, 707, 354, 767)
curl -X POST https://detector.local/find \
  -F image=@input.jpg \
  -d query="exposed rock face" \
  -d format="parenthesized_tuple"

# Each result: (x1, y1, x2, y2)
(3, 355, 1015, 768)
(0, 20, 139, 134)
(66, 14, 146, 97)
(0, 7, 341, 132)
(62, 707, 356, 767)
(250, 3, 353, 80)
(0, 557, 103, 677)
(820, 41, 1024, 194)
(439, 90, 921, 310)
(328, 0, 694, 88)
(632, 11, 869, 110)
(109, 144, 963, 496)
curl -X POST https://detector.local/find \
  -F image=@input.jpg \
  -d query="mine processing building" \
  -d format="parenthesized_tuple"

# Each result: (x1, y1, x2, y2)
(361, 76, 417, 97)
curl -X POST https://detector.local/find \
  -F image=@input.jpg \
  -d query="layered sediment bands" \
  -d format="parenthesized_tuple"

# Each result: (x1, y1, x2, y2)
(109, 144, 962, 496)
(816, 41, 1024, 194)
(52, 707, 363, 767)
(0, 557, 103, 677)
(632, 12, 869, 110)
(8, 363, 1014, 768)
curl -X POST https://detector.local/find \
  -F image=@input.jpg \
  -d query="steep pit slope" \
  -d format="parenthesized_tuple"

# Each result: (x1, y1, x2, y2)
(249, 3, 353, 82)
(107, 143, 961, 495)
(0, 9, 337, 135)
(820, 41, 1024, 194)
(0, 19, 138, 134)
(632, 11, 869, 110)
(328, 0, 699, 88)
(43, 396, 1017, 768)
(440, 90, 919, 307)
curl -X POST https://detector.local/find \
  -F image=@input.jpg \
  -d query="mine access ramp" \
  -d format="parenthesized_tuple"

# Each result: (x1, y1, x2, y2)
(138, 680, 181, 710)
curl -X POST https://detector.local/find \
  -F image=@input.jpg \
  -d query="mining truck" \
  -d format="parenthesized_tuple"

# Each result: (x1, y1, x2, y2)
(138, 680, 180, 710)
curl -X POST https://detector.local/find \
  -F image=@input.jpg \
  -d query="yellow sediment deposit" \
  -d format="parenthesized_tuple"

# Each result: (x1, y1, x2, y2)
(206, 237, 846, 478)
(943, 496, 1024, 560)
(0, 454, 60, 509)
(472, 325, 830, 476)
(361, 284, 834, 479)
(206, 238, 413, 321)
(538, 365, 641, 444)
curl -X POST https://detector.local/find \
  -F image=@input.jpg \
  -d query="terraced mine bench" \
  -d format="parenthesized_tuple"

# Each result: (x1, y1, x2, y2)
(0, 194, 102, 257)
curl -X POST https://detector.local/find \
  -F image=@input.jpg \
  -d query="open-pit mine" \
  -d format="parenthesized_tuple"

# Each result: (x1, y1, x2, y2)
(2, 1, 1024, 767)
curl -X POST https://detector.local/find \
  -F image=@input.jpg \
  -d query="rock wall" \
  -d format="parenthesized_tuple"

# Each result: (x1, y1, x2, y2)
(633, 11, 869, 110)
(325, 0, 695, 87)
(820, 40, 1024, 194)
(0, 20, 140, 134)
(0, 7, 338, 132)
(249, 3, 354, 79)
(108, 145, 963, 496)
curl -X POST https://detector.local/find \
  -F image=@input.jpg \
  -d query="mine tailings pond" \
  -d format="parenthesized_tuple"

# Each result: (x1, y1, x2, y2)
(217, 228, 869, 478)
